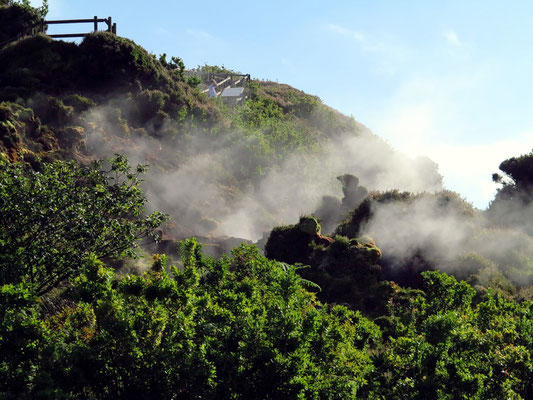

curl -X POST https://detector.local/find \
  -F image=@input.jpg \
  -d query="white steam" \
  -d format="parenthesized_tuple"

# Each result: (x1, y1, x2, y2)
(82, 104, 443, 241)
(79, 101, 533, 286)
(359, 194, 533, 285)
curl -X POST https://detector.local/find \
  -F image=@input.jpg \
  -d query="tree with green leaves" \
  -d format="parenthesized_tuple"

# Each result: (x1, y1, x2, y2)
(1, 240, 381, 399)
(4, 0, 48, 18)
(489, 150, 533, 235)
(0, 155, 167, 295)
(366, 271, 533, 399)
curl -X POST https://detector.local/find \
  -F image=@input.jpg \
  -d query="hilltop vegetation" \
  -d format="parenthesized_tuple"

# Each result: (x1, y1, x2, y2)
(0, 8, 444, 243)
(2, 2, 533, 398)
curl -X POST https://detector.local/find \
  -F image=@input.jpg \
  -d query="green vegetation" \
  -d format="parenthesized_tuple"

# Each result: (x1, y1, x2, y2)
(265, 216, 388, 315)
(2, 167, 533, 397)
(0, 155, 167, 295)
(489, 149, 533, 236)
(365, 271, 533, 399)
(2, 186, 533, 397)
(0, 202, 379, 398)
(2, 3, 533, 397)
(0, 1, 47, 45)
(0, 26, 360, 183)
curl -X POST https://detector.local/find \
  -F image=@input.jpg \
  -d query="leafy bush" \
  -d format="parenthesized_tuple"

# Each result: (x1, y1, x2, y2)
(0, 155, 167, 294)
(0, 240, 380, 398)
(0, 2, 44, 45)
(0, 34, 79, 96)
(0, 101, 54, 158)
(62, 93, 95, 113)
(366, 271, 533, 399)
(265, 217, 387, 315)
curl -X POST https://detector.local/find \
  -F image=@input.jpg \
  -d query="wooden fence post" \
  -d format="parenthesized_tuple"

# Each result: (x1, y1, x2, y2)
(107, 17, 112, 32)
(93, 16, 98, 32)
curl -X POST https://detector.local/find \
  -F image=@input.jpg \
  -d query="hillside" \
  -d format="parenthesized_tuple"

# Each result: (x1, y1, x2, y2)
(2, 2, 533, 293)
(0, 11, 443, 244)
(2, 3, 533, 398)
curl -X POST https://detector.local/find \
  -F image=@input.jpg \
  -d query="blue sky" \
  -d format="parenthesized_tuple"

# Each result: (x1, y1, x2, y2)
(38, 0, 533, 208)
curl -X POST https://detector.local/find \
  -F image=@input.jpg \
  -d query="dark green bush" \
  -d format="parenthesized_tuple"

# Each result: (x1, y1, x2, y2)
(0, 3, 41, 45)
(62, 93, 95, 113)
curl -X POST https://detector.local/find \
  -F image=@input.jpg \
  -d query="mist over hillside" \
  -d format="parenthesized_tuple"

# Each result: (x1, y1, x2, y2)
(3, 3, 533, 398)
(84, 108, 444, 241)
(2, 2, 533, 291)
(0, 29, 443, 243)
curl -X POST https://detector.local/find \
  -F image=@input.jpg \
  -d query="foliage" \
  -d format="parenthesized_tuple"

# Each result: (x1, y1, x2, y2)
(2, 238, 533, 398)
(489, 149, 533, 236)
(366, 271, 533, 399)
(7, 0, 48, 18)
(159, 53, 186, 79)
(0, 34, 80, 96)
(495, 150, 533, 190)
(265, 217, 387, 315)
(189, 63, 241, 77)
(62, 93, 95, 113)
(0, 102, 27, 153)
(0, 241, 379, 399)
(0, 155, 167, 295)
(79, 33, 169, 91)
(0, 150, 531, 397)
(0, 2, 47, 46)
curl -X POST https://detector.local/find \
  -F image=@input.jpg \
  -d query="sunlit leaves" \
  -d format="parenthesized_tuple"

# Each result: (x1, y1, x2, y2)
(0, 156, 167, 295)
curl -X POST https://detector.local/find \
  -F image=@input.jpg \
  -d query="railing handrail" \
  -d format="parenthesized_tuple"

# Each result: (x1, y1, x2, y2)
(44, 18, 109, 24)
(41, 16, 117, 38)
(200, 73, 251, 96)
(0, 15, 117, 48)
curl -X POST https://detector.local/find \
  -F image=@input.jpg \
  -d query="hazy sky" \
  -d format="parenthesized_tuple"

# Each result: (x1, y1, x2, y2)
(38, 0, 533, 208)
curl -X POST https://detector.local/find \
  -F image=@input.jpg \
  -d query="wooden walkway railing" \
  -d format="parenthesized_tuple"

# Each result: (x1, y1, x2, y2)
(38, 16, 117, 38)
(201, 73, 251, 96)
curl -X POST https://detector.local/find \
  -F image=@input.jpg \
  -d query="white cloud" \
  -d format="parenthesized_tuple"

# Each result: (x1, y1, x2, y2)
(326, 23, 365, 43)
(325, 23, 407, 76)
(185, 29, 214, 41)
(443, 29, 462, 47)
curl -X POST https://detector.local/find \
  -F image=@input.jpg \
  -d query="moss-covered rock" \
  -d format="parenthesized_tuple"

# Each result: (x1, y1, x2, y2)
(0, 101, 57, 160)
(265, 216, 386, 315)
(298, 215, 321, 235)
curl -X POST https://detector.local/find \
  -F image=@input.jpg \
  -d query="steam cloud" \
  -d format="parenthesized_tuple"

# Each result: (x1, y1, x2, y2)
(359, 194, 533, 286)
(84, 104, 443, 242)
(81, 102, 533, 286)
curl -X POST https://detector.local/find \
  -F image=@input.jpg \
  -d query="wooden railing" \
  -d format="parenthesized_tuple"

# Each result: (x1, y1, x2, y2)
(201, 73, 251, 96)
(0, 15, 117, 49)
(38, 16, 117, 38)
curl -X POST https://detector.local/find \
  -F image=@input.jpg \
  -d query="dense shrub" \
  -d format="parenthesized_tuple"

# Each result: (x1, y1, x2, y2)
(0, 155, 167, 294)
(0, 3, 42, 45)
(0, 241, 380, 399)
